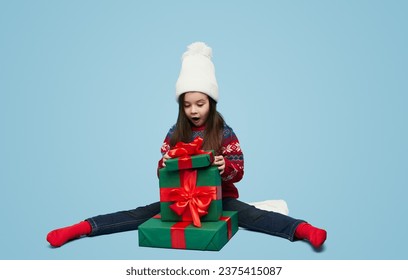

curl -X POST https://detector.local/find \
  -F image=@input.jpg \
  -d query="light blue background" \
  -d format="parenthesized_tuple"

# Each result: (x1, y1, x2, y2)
(1, 0, 407, 260)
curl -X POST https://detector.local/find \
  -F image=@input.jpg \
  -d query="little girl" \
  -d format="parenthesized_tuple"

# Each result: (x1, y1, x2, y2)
(47, 42, 327, 249)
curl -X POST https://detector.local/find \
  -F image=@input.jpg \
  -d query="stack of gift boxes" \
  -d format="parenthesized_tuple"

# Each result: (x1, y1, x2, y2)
(138, 137, 238, 251)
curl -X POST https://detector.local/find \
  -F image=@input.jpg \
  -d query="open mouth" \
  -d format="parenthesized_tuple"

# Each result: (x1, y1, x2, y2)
(191, 117, 200, 124)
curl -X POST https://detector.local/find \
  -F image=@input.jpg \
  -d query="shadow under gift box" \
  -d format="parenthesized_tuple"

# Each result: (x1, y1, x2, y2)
(159, 165, 223, 222)
(138, 211, 238, 251)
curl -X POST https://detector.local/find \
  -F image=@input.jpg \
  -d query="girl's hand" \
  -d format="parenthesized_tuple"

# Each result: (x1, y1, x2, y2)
(161, 152, 171, 167)
(213, 155, 225, 175)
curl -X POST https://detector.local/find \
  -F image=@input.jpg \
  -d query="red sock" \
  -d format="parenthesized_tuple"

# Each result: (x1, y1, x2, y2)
(295, 222, 327, 248)
(46, 221, 92, 247)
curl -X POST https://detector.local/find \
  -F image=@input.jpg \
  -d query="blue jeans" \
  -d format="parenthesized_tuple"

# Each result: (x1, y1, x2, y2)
(87, 198, 304, 241)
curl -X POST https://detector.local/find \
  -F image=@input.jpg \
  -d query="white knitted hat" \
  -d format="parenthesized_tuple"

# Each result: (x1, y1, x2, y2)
(175, 42, 219, 102)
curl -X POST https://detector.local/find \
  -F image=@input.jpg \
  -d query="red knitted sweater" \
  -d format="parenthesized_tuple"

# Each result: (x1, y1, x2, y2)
(157, 124, 244, 198)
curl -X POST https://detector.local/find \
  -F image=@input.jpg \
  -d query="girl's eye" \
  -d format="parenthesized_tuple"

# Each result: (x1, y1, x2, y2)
(184, 104, 191, 108)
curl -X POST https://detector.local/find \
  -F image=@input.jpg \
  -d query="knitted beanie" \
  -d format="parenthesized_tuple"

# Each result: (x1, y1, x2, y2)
(175, 42, 219, 102)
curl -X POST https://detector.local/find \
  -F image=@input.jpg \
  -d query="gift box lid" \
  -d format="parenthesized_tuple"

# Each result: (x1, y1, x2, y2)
(165, 150, 215, 171)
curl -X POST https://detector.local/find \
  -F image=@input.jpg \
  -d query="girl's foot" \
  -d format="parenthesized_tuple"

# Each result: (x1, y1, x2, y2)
(46, 221, 92, 247)
(294, 222, 327, 248)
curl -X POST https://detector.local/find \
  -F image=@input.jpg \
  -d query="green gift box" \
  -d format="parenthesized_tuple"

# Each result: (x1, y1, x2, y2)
(159, 165, 222, 224)
(165, 150, 215, 171)
(138, 211, 238, 251)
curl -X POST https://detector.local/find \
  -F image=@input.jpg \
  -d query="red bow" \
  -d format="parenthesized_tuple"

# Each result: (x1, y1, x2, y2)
(167, 137, 213, 170)
(167, 169, 216, 227)
(168, 137, 208, 158)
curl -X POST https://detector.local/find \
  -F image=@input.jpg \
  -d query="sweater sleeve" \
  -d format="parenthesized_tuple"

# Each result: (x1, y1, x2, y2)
(157, 126, 174, 172)
(220, 126, 244, 184)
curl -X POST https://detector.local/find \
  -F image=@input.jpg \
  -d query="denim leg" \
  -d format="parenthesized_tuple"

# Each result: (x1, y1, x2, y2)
(86, 202, 160, 236)
(223, 198, 304, 241)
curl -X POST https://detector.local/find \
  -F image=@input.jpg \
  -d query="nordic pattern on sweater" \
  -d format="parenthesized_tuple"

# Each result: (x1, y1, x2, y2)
(159, 123, 244, 198)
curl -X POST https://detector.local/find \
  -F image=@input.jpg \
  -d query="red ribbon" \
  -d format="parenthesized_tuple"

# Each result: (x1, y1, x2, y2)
(160, 169, 217, 227)
(167, 137, 214, 169)
(219, 216, 233, 239)
(171, 222, 190, 249)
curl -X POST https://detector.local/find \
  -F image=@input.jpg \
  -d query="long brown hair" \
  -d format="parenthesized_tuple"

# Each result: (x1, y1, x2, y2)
(170, 93, 225, 154)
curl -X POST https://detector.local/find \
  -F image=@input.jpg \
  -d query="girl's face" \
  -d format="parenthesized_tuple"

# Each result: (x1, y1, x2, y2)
(183, 91, 210, 127)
